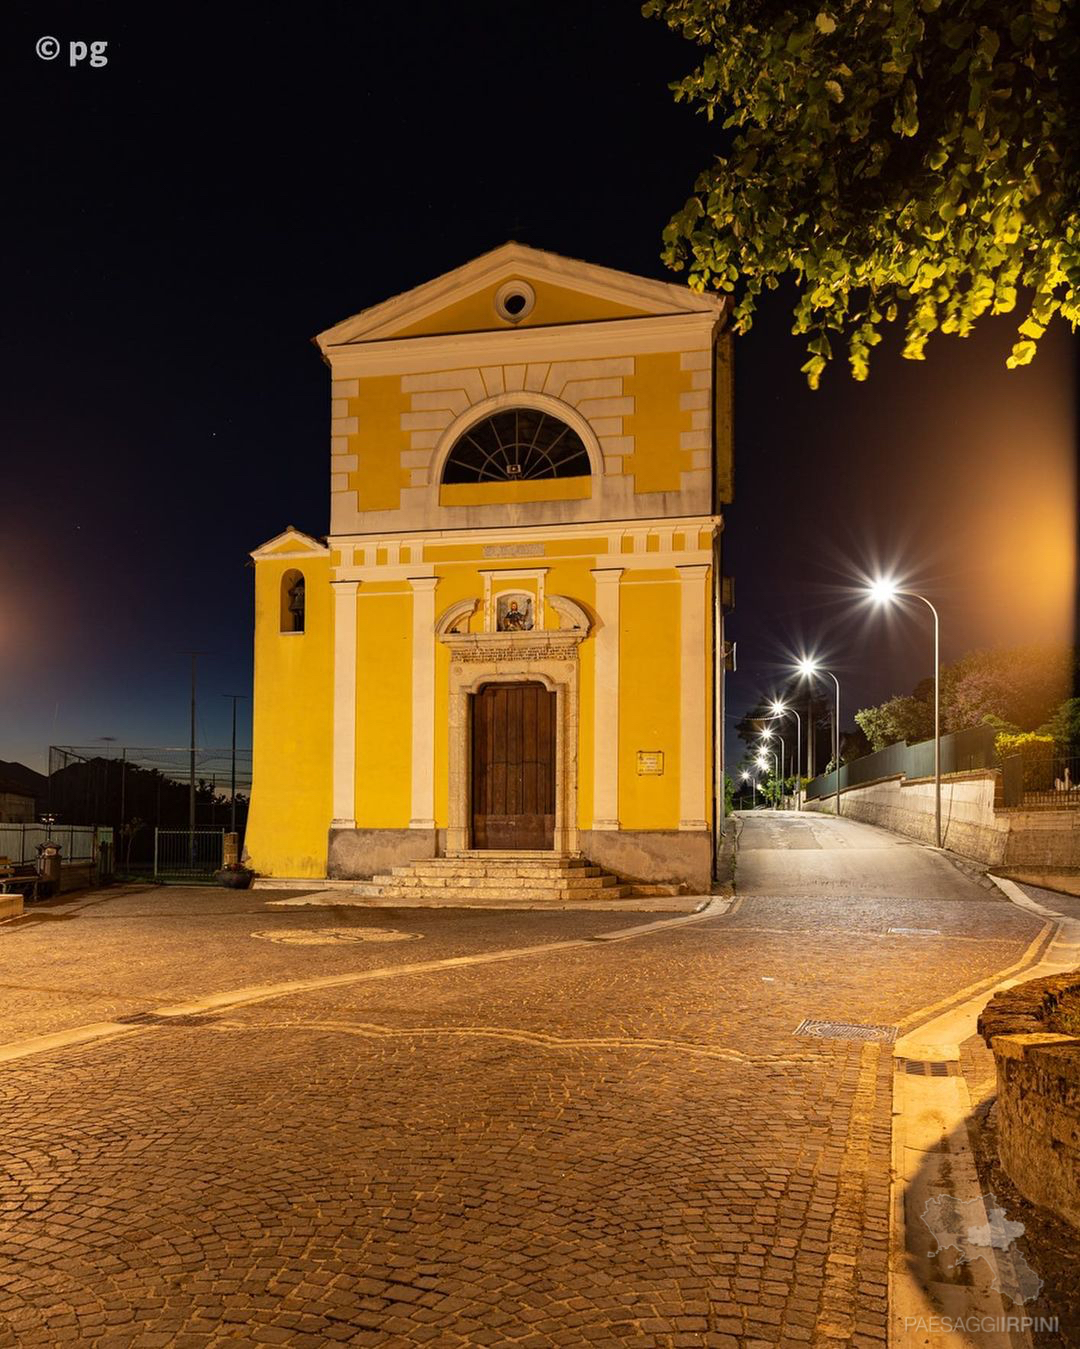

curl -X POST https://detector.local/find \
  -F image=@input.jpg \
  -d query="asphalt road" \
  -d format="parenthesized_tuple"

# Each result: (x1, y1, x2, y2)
(0, 812, 1050, 1347)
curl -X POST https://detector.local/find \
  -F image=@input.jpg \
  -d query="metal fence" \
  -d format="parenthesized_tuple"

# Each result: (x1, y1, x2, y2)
(1011, 755, 1080, 808)
(0, 823, 97, 865)
(153, 829, 224, 882)
(805, 725, 999, 802)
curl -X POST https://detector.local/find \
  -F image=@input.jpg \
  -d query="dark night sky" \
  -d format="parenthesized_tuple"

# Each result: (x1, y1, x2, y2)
(3, 1, 1076, 775)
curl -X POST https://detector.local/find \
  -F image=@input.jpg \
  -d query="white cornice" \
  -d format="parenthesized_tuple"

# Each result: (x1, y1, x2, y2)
(315, 242, 727, 350)
(250, 526, 330, 560)
(327, 515, 721, 547)
(322, 311, 721, 378)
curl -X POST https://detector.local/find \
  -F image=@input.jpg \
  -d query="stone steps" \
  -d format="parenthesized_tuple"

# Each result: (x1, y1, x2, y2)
(382, 864, 605, 881)
(353, 852, 631, 905)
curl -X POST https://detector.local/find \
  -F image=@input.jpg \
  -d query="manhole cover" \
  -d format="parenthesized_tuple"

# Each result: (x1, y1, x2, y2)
(888, 927, 942, 936)
(251, 927, 421, 946)
(794, 1019, 897, 1043)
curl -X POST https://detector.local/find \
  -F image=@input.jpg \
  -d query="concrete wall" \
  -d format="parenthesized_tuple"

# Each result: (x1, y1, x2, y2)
(803, 770, 1080, 869)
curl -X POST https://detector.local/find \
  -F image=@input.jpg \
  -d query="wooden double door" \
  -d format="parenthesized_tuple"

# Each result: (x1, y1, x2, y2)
(471, 682, 556, 850)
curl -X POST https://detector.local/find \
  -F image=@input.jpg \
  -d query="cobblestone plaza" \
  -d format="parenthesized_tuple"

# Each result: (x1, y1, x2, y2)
(0, 814, 1057, 1346)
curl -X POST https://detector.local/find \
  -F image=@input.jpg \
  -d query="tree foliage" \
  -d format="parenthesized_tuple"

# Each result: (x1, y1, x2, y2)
(645, 0, 1079, 386)
(855, 693, 934, 750)
(942, 642, 1073, 731)
(854, 643, 1074, 746)
(1039, 695, 1080, 749)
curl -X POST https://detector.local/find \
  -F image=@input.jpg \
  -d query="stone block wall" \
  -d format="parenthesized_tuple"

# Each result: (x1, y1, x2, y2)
(979, 975, 1080, 1231)
(803, 771, 1010, 863)
(803, 770, 1080, 870)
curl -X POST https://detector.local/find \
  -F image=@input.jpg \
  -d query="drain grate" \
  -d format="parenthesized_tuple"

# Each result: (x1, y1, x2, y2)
(897, 1058, 959, 1077)
(794, 1018, 898, 1043)
(888, 927, 942, 937)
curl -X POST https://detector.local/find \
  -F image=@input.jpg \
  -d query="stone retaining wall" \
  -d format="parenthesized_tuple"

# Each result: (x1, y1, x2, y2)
(803, 770, 1080, 869)
(978, 975, 1080, 1231)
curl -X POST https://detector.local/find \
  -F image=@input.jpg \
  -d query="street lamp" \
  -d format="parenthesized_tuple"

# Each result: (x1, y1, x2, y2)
(867, 576, 942, 848)
(796, 657, 842, 817)
(740, 769, 757, 810)
(768, 700, 802, 811)
(758, 730, 785, 810)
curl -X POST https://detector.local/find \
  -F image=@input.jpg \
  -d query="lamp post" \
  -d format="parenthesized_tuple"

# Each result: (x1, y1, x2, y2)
(758, 731, 785, 809)
(756, 755, 774, 807)
(797, 658, 842, 817)
(868, 578, 942, 848)
(769, 700, 802, 811)
(740, 769, 757, 810)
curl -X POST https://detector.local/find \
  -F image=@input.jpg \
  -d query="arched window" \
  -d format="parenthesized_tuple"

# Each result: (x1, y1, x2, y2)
(442, 409, 591, 484)
(280, 570, 305, 633)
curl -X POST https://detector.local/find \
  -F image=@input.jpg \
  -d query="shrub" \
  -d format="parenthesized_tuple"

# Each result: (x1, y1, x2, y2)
(995, 733, 1055, 790)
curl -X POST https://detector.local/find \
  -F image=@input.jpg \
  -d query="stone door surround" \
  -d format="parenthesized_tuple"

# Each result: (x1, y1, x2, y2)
(440, 621, 587, 854)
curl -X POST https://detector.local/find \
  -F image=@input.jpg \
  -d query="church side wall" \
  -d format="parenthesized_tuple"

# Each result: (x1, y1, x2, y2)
(245, 554, 333, 878)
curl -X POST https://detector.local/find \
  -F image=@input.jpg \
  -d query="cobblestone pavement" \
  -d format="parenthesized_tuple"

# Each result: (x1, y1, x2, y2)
(0, 814, 1048, 1347)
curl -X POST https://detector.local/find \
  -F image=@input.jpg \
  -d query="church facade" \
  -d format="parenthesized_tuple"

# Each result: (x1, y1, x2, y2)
(246, 244, 732, 891)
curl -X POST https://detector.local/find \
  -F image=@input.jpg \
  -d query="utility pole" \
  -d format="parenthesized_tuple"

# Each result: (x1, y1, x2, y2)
(190, 655, 197, 847)
(222, 694, 248, 834)
(807, 692, 815, 780)
(187, 653, 207, 867)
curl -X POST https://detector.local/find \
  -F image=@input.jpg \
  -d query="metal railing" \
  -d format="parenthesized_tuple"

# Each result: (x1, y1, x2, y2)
(153, 829, 224, 881)
(1008, 755, 1080, 808)
(805, 725, 998, 801)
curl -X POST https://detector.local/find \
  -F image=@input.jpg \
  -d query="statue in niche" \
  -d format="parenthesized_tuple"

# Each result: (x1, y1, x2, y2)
(287, 576, 306, 632)
(497, 595, 533, 632)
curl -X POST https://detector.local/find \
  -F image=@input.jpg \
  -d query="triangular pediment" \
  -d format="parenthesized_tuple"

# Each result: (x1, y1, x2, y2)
(315, 242, 726, 349)
(250, 526, 329, 560)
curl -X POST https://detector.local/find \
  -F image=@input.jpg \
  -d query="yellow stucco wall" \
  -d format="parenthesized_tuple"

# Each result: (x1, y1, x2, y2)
(346, 376, 412, 512)
(248, 538, 713, 868)
(623, 353, 695, 494)
(246, 553, 333, 877)
(355, 589, 412, 827)
(394, 277, 649, 337)
(617, 576, 682, 830)
(439, 477, 591, 507)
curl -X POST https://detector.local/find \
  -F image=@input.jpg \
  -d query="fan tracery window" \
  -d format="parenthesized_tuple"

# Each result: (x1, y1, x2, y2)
(442, 409, 591, 484)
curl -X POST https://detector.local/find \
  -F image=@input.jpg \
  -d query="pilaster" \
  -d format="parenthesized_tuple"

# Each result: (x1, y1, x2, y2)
(331, 580, 359, 827)
(590, 567, 624, 829)
(408, 576, 440, 829)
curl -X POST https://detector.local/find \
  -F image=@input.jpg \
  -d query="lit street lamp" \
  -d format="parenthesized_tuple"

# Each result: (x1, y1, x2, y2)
(740, 769, 758, 809)
(758, 729, 785, 810)
(868, 577, 942, 848)
(768, 700, 802, 811)
(796, 657, 841, 817)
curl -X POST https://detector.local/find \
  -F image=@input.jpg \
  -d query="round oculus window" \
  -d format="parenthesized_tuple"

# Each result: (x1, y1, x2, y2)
(494, 279, 535, 324)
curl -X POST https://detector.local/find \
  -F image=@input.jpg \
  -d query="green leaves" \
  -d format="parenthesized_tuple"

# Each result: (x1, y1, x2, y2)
(646, 0, 1080, 386)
